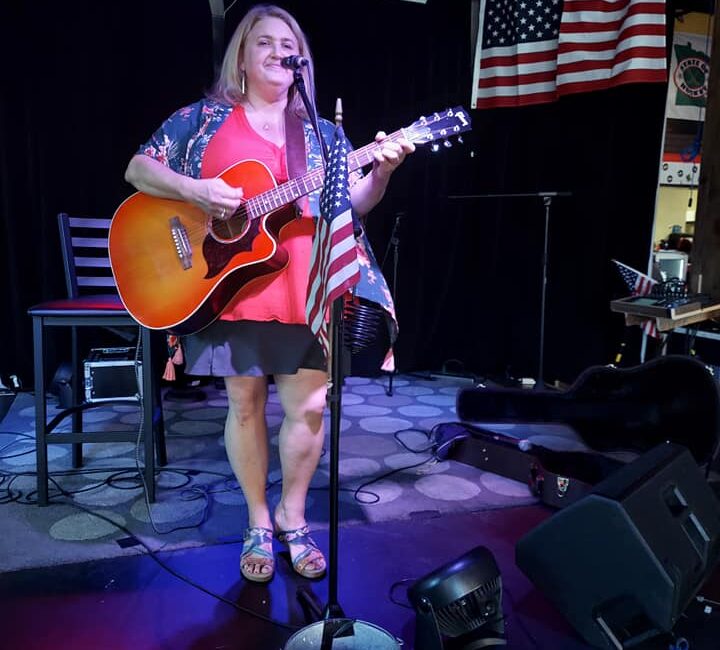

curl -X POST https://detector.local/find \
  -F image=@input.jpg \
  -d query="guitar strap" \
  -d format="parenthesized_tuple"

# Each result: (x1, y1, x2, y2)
(284, 109, 308, 216)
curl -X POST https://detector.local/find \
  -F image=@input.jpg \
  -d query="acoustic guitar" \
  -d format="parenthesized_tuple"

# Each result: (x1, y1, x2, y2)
(109, 107, 472, 335)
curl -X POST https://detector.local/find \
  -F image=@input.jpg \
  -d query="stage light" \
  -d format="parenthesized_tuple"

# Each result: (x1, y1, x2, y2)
(516, 443, 720, 649)
(408, 546, 506, 650)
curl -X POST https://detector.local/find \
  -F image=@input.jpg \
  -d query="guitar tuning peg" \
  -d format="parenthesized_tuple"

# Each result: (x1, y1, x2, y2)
(457, 136, 464, 144)
(443, 139, 452, 148)
(431, 143, 440, 153)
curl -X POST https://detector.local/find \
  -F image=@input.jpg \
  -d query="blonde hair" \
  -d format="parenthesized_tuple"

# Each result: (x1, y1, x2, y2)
(209, 4, 315, 119)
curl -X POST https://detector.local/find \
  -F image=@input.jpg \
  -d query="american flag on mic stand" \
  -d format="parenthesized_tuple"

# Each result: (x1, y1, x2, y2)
(613, 259, 660, 338)
(306, 125, 360, 357)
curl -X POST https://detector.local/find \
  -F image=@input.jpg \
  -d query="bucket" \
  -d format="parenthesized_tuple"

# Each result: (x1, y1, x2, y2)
(284, 619, 402, 649)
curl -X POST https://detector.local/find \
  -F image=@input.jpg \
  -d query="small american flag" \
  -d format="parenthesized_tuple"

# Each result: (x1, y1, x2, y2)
(613, 259, 660, 338)
(471, 0, 667, 109)
(305, 126, 360, 357)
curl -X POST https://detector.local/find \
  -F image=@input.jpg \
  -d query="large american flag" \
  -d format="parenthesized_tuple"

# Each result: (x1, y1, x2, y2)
(613, 259, 660, 338)
(471, 0, 667, 109)
(305, 126, 360, 357)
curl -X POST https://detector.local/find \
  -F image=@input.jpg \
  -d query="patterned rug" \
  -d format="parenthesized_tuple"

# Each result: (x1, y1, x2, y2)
(0, 374, 569, 573)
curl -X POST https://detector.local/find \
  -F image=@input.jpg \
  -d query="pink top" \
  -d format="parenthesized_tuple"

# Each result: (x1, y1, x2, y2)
(200, 105, 314, 324)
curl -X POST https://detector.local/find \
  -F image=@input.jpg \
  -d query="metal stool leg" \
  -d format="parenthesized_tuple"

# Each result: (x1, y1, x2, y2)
(70, 326, 83, 468)
(141, 327, 156, 501)
(33, 317, 49, 506)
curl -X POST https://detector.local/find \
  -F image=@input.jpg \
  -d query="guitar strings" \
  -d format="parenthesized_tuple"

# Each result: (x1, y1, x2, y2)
(177, 125, 422, 239)
(238, 128, 412, 220)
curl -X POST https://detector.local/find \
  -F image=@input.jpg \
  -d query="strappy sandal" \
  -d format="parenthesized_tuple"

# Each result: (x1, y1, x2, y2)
(240, 526, 274, 583)
(275, 525, 326, 580)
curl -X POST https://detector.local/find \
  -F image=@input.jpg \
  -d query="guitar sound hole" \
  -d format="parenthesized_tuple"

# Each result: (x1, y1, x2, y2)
(210, 206, 250, 242)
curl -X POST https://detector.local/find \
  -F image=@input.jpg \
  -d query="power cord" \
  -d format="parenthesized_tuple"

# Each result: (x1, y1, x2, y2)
(393, 426, 437, 453)
(312, 422, 474, 504)
(130, 332, 230, 535)
(3, 369, 510, 633)
(0, 431, 35, 460)
(0, 431, 300, 631)
(389, 578, 415, 609)
(351, 455, 436, 505)
(0, 465, 237, 507)
(50, 493, 301, 633)
(2, 470, 300, 630)
(696, 595, 720, 607)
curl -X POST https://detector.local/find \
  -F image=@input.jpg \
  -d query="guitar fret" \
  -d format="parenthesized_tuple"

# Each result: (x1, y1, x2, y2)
(309, 172, 322, 191)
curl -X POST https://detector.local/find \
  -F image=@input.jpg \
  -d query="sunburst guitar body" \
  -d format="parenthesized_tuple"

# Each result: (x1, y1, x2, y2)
(110, 160, 294, 335)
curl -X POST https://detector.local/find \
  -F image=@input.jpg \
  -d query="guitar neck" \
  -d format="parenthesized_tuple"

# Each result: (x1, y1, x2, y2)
(350, 129, 408, 171)
(240, 106, 472, 219)
(243, 128, 407, 219)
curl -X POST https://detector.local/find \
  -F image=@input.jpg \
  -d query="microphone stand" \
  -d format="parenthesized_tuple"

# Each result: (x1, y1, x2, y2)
(289, 69, 340, 622)
(292, 67, 328, 163)
(447, 191, 571, 390)
(381, 211, 403, 397)
(290, 69, 388, 648)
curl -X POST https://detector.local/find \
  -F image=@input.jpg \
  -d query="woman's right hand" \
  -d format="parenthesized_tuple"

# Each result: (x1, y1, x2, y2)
(125, 155, 243, 220)
(184, 177, 245, 220)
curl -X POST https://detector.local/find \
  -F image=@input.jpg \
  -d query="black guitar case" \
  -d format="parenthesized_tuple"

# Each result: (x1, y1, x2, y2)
(442, 355, 720, 508)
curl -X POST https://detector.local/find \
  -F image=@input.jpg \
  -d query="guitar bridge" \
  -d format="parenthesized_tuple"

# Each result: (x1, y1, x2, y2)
(170, 216, 192, 270)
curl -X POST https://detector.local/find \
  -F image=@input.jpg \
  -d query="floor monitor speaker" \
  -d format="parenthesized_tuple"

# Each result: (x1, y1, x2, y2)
(515, 443, 720, 648)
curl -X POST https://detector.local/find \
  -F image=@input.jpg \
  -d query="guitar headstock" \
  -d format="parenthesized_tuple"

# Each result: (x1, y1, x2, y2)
(404, 107, 472, 151)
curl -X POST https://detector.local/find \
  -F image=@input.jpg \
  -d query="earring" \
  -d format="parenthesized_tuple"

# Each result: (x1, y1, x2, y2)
(240, 71, 246, 95)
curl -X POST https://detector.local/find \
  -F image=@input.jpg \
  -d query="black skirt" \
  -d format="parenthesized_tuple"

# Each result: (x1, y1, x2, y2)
(181, 320, 326, 377)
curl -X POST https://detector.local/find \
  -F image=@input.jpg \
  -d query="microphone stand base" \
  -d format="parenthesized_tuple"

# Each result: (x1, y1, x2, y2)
(296, 585, 347, 624)
(284, 618, 401, 650)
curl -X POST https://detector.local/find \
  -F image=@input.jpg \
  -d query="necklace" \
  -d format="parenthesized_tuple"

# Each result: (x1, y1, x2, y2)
(243, 101, 284, 142)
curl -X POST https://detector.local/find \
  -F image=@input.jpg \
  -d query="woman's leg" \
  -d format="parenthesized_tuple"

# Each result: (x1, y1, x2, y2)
(273, 368, 327, 572)
(224, 375, 273, 579)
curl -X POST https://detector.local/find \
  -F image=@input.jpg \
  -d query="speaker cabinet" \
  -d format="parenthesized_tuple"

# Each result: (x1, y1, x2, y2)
(515, 443, 720, 649)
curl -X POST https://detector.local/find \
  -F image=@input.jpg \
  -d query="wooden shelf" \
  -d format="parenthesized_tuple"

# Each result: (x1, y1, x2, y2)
(621, 303, 720, 332)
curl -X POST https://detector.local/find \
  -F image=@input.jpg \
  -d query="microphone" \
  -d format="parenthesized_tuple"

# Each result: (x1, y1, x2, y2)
(281, 55, 309, 70)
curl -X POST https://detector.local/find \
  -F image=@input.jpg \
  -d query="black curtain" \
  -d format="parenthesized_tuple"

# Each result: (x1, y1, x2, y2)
(0, 0, 665, 387)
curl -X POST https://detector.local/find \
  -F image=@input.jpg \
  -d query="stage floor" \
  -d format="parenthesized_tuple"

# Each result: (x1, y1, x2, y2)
(2, 504, 720, 649)
(2, 375, 720, 649)
(0, 505, 581, 649)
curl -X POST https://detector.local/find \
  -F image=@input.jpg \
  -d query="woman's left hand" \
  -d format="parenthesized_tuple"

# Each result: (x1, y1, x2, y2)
(371, 131, 415, 182)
